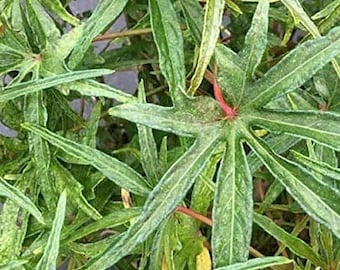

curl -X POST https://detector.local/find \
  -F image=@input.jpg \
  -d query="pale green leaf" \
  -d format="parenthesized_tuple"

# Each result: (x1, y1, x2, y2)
(21, 123, 151, 196)
(0, 69, 113, 102)
(245, 27, 340, 107)
(36, 191, 67, 270)
(292, 150, 340, 181)
(65, 208, 142, 243)
(39, 0, 79, 26)
(51, 159, 102, 220)
(246, 110, 340, 150)
(80, 133, 222, 270)
(215, 256, 292, 270)
(63, 80, 136, 103)
(238, 0, 269, 102)
(253, 213, 326, 268)
(68, 0, 129, 69)
(149, 0, 187, 103)
(212, 126, 252, 267)
(244, 130, 340, 238)
(0, 177, 44, 224)
(187, 0, 224, 96)
(180, 0, 204, 45)
(0, 260, 28, 270)
(109, 96, 224, 137)
(137, 81, 161, 185)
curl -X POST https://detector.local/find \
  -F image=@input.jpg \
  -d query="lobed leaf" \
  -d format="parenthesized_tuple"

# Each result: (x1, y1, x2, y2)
(246, 110, 340, 150)
(80, 133, 222, 269)
(244, 130, 340, 238)
(245, 26, 340, 107)
(21, 123, 151, 196)
(212, 125, 252, 267)
(137, 81, 161, 185)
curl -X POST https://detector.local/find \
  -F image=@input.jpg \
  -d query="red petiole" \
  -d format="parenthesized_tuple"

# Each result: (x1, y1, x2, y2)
(212, 66, 238, 120)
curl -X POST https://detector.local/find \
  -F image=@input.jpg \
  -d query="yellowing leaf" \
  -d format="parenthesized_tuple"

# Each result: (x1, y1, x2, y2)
(197, 246, 212, 270)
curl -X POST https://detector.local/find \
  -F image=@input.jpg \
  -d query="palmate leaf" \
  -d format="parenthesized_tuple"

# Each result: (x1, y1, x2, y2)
(212, 124, 252, 267)
(80, 132, 222, 270)
(21, 123, 151, 196)
(244, 130, 340, 238)
(244, 26, 340, 107)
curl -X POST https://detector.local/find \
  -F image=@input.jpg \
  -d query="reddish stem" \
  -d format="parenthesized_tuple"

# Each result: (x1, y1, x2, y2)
(176, 206, 212, 226)
(212, 67, 237, 119)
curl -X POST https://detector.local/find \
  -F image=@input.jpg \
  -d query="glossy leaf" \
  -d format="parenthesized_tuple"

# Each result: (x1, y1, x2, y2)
(21, 123, 151, 196)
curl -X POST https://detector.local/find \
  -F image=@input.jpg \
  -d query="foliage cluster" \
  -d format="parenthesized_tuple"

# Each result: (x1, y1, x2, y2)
(0, 0, 339, 269)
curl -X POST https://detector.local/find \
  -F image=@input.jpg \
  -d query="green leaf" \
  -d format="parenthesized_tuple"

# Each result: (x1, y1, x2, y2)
(215, 44, 244, 106)
(51, 159, 102, 220)
(238, 0, 269, 100)
(149, 0, 187, 103)
(245, 26, 340, 107)
(180, 0, 204, 45)
(39, 0, 79, 26)
(80, 133, 222, 270)
(137, 81, 161, 185)
(65, 208, 142, 243)
(253, 213, 327, 268)
(214, 256, 292, 270)
(109, 96, 224, 137)
(0, 260, 27, 270)
(187, 0, 224, 96)
(212, 126, 252, 267)
(36, 191, 67, 270)
(21, 123, 152, 196)
(244, 130, 340, 239)
(0, 177, 44, 224)
(25, 90, 57, 211)
(68, 0, 129, 69)
(292, 150, 340, 181)
(246, 110, 340, 150)
(0, 69, 113, 102)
